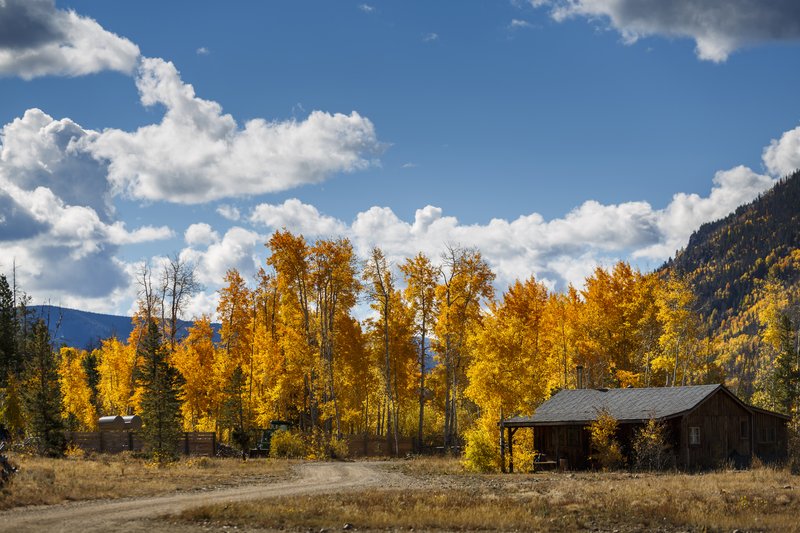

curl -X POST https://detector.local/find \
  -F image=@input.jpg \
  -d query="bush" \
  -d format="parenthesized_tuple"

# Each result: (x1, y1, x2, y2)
(463, 426, 498, 473)
(326, 437, 349, 460)
(269, 430, 305, 459)
(632, 419, 673, 471)
(588, 409, 623, 470)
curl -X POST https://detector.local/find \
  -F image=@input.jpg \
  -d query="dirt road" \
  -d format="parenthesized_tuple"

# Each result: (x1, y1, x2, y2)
(0, 462, 398, 532)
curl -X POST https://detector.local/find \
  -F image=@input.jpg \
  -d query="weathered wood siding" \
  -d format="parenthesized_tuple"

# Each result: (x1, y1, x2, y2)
(682, 389, 751, 469)
(346, 434, 414, 457)
(66, 431, 216, 456)
(533, 424, 589, 469)
(752, 410, 788, 463)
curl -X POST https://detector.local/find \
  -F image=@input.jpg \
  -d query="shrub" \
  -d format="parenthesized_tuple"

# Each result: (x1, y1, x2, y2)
(463, 426, 498, 473)
(632, 418, 673, 471)
(588, 409, 623, 470)
(326, 437, 349, 460)
(269, 430, 305, 459)
(64, 442, 85, 459)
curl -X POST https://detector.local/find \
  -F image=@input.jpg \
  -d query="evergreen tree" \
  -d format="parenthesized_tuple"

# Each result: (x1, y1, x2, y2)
(22, 319, 65, 456)
(136, 320, 183, 461)
(773, 314, 799, 414)
(0, 274, 17, 385)
(220, 364, 250, 458)
(82, 350, 101, 414)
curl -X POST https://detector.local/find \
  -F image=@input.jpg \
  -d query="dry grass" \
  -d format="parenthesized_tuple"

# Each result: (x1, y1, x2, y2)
(0, 452, 293, 509)
(179, 461, 800, 532)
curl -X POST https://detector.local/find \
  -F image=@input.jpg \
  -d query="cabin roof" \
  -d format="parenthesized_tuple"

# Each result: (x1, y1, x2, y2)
(504, 384, 726, 427)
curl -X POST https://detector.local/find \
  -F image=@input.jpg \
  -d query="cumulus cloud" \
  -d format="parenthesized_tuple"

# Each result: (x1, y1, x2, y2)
(0, 108, 172, 306)
(1, 108, 110, 218)
(185, 222, 220, 247)
(532, 0, 800, 62)
(0, 182, 172, 301)
(248, 164, 776, 291)
(0, 0, 139, 79)
(423, 33, 439, 42)
(181, 226, 262, 286)
(359, 4, 375, 13)
(0, 188, 48, 240)
(250, 198, 347, 237)
(216, 204, 241, 221)
(89, 57, 381, 204)
(763, 125, 800, 177)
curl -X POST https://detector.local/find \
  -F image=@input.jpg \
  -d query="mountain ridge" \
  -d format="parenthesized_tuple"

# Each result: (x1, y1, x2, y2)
(30, 305, 219, 350)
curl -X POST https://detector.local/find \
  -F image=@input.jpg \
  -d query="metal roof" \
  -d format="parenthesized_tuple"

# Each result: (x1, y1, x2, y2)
(504, 384, 725, 426)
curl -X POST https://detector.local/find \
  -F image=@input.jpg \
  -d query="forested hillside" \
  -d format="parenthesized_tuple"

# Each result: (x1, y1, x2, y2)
(663, 170, 800, 400)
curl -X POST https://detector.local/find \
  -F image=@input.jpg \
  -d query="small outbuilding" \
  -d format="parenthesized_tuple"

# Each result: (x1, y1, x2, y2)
(500, 384, 789, 471)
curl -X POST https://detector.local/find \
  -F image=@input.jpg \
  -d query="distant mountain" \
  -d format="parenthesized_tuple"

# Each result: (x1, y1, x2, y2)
(662, 170, 800, 335)
(29, 305, 218, 350)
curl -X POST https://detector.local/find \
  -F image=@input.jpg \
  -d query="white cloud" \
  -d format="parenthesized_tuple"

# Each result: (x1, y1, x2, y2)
(181, 227, 262, 287)
(247, 161, 776, 291)
(0, 0, 139, 79)
(196, 47, 210, 55)
(1, 108, 109, 218)
(423, 33, 439, 42)
(250, 198, 348, 237)
(359, 4, 375, 13)
(0, 108, 172, 305)
(532, 0, 800, 62)
(634, 166, 775, 260)
(216, 204, 241, 221)
(763, 125, 800, 177)
(509, 19, 534, 30)
(88, 57, 381, 204)
(185, 222, 220, 247)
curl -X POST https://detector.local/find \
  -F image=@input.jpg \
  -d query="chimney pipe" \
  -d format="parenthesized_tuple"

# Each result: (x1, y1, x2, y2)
(576, 365, 584, 389)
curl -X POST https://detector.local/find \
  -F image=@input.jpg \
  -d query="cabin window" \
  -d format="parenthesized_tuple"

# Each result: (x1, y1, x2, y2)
(740, 419, 748, 440)
(689, 426, 701, 446)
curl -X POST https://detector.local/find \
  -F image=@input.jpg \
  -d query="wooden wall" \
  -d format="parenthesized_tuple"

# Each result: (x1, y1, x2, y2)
(346, 434, 414, 457)
(682, 390, 751, 469)
(533, 424, 590, 469)
(752, 410, 789, 463)
(66, 431, 216, 456)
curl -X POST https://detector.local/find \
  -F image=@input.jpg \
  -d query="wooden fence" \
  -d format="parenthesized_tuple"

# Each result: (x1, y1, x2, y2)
(66, 431, 216, 456)
(346, 434, 414, 457)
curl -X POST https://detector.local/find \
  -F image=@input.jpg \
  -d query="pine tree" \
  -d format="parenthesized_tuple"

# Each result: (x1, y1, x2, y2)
(136, 320, 183, 462)
(220, 364, 249, 458)
(773, 314, 799, 414)
(0, 274, 17, 385)
(22, 319, 65, 457)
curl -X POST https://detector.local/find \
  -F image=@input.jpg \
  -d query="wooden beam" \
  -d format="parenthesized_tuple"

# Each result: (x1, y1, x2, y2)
(508, 427, 516, 473)
(500, 421, 506, 474)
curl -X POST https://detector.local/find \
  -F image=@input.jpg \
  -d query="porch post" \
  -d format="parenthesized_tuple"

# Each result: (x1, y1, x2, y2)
(508, 427, 516, 473)
(500, 420, 506, 474)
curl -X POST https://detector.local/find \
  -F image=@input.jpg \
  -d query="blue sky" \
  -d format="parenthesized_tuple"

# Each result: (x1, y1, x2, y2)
(1, 1, 800, 318)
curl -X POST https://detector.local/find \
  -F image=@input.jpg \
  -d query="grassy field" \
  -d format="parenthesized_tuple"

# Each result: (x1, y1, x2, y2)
(0, 452, 293, 509)
(2, 453, 798, 531)
(178, 457, 800, 532)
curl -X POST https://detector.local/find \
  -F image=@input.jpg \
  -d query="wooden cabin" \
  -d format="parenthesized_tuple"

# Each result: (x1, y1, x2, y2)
(500, 384, 789, 471)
